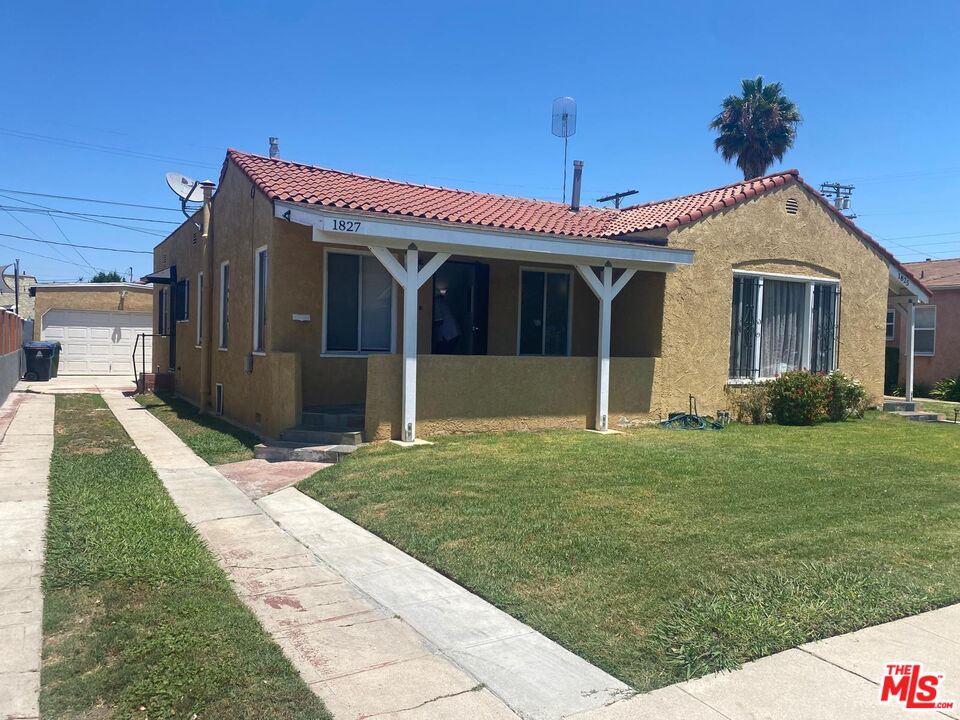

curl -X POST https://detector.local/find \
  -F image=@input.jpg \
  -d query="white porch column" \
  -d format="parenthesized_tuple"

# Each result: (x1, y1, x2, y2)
(368, 244, 449, 442)
(905, 300, 916, 403)
(576, 263, 636, 432)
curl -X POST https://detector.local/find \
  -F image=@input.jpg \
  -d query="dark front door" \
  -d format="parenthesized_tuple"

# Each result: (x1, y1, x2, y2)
(432, 261, 489, 355)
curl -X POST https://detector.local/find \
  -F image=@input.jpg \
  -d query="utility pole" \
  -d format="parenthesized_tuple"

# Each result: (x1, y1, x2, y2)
(596, 189, 639, 209)
(127, 266, 134, 282)
(820, 182, 856, 219)
(13, 258, 19, 316)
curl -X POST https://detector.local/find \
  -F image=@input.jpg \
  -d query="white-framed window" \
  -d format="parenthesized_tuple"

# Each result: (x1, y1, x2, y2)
(728, 271, 840, 381)
(517, 267, 573, 356)
(915, 305, 936, 356)
(253, 247, 268, 353)
(196, 272, 204, 347)
(219, 261, 230, 349)
(323, 249, 396, 353)
(885, 309, 895, 341)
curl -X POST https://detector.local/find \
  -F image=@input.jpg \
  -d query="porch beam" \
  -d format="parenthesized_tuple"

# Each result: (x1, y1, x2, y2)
(576, 263, 636, 432)
(368, 246, 406, 287)
(417, 252, 451, 289)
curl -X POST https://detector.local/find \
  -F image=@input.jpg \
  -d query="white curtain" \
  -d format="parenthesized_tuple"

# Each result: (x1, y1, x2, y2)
(759, 280, 804, 377)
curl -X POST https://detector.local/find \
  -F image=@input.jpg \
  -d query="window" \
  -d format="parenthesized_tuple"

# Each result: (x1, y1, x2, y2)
(324, 251, 394, 352)
(219, 262, 230, 349)
(728, 273, 840, 380)
(885, 309, 895, 341)
(158, 288, 168, 335)
(518, 268, 571, 356)
(196, 272, 204, 346)
(175, 278, 189, 321)
(253, 247, 268, 353)
(915, 306, 936, 356)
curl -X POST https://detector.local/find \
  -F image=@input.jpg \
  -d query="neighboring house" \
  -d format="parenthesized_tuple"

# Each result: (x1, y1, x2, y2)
(0, 271, 37, 318)
(30, 282, 153, 375)
(887, 258, 960, 390)
(149, 149, 927, 441)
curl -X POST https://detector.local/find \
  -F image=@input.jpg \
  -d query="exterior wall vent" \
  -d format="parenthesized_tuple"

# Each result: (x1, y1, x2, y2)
(785, 198, 800, 215)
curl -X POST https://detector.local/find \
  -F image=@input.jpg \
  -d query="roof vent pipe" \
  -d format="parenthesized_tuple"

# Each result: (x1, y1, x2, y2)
(269, 137, 279, 158)
(571, 160, 584, 212)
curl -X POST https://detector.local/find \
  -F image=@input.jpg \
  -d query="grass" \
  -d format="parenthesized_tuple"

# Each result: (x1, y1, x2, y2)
(41, 394, 330, 720)
(916, 397, 960, 420)
(135, 391, 257, 465)
(297, 412, 960, 691)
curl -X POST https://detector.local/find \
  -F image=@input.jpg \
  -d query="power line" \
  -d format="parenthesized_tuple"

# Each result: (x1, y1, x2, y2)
(0, 187, 183, 212)
(0, 193, 167, 237)
(0, 241, 111, 272)
(48, 213, 96, 272)
(0, 231, 152, 254)
(0, 206, 179, 225)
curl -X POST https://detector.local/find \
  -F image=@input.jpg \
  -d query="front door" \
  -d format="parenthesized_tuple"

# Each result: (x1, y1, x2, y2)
(432, 261, 489, 355)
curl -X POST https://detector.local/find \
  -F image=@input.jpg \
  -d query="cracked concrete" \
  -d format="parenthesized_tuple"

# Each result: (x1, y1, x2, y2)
(0, 392, 54, 720)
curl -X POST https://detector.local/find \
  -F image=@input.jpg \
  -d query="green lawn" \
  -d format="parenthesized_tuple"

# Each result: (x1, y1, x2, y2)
(42, 395, 329, 720)
(916, 397, 960, 420)
(135, 391, 257, 465)
(298, 413, 960, 691)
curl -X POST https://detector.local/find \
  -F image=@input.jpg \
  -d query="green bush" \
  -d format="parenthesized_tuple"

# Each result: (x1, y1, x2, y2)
(932, 376, 960, 402)
(727, 383, 770, 424)
(767, 371, 829, 425)
(825, 371, 869, 421)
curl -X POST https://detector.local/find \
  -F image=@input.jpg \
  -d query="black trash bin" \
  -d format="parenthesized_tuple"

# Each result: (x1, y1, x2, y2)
(23, 341, 55, 381)
(49, 340, 62, 378)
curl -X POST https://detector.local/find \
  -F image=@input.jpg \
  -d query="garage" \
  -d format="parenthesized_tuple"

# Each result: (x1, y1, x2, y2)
(41, 309, 152, 375)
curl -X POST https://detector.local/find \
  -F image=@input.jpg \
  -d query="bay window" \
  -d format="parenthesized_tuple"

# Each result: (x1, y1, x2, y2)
(728, 272, 840, 380)
(324, 251, 395, 353)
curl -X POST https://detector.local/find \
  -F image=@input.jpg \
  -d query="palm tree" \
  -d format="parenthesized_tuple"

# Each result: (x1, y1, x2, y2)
(710, 77, 802, 180)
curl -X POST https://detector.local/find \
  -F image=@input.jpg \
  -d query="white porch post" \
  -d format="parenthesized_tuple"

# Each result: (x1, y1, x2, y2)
(368, 244, 449, 443)
(905, 300, 916, 403)
(576, 262, 636, 432)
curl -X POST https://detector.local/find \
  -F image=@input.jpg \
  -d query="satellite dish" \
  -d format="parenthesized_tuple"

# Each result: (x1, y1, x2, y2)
(166, 172, 205, 203)
(551, 97, 578, 202)
(0, 264, 13, 294)
(551, 97, 577, 138)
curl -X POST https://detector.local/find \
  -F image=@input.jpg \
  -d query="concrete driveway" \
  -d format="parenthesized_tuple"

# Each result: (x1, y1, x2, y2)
(16, 375, 137, 394)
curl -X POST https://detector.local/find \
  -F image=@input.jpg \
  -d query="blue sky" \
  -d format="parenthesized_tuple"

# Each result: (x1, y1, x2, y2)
(1, 1, 958, 282)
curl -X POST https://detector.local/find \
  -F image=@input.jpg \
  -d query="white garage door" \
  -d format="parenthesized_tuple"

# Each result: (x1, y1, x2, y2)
(41, 310, 153, 375)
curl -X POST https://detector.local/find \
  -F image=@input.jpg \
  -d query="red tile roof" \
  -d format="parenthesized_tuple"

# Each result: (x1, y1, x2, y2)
(904, 258, 960, 288)
(224, 149, 926, 293)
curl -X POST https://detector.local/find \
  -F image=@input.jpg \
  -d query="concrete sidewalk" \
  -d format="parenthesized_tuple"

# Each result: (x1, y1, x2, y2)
(16, 375, 136, 395)
(0, 392, 54, 720)
(103, 391, 633, 719)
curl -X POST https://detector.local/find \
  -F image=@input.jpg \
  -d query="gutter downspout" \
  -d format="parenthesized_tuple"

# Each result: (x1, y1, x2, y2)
(198, 180, 216, 414)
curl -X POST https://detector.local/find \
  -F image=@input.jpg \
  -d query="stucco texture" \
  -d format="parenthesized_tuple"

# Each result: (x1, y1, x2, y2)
(33, 285, 153, 341)
(653, 184, 889, 416)
(888, 287, 960, 387)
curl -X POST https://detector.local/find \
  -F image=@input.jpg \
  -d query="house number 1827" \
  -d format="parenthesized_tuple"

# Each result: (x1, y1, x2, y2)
(330, 219, 362, 232)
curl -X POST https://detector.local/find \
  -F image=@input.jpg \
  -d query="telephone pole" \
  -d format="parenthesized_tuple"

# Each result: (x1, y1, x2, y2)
(596, 189, 639, 209)
(820, 182, 856, 219)
(14, 258, 19, 316)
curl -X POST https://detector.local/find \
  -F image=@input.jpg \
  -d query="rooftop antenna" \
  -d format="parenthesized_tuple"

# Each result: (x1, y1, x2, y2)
(165, 171, 211, 227)
(551, 97, 577, 203)
(597, 189, 639, 209)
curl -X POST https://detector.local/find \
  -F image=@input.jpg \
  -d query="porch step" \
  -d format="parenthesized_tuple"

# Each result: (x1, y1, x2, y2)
(893, 411, 941, 423)
(883, 400, 916, 412)
(301, 404, 365, 432)
(254, 441, 358, 463)
(281, 426, 363, 446)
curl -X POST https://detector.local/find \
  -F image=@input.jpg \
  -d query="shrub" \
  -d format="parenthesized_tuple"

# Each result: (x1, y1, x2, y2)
(825, 371, 869, 421)
(727, 382, 770, 424)
(767, 371, 829, 425)
(932, 376, 960, 402)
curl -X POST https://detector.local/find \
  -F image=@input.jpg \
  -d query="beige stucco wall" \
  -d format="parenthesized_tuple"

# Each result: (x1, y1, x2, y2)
(33, 285, 153, 340)
(888, 288, 960, 388)
(654, 183, 890, 416)
(364, 354, 658, 440)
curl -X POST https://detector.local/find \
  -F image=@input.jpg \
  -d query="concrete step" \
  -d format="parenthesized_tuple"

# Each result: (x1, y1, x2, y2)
(254, 441, 357, 463)
(300, 411, 365, 432)
(883, 400, 916, 412)
(894, 411, 941, 423)
(281, 426, 363, 445)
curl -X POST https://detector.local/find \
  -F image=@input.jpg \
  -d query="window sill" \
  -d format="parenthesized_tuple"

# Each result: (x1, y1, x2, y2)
(217, 347, 228, 352)
(915, 352, 935, 357)
(321, 351, 393, 357)
(252, 351, 267, 357)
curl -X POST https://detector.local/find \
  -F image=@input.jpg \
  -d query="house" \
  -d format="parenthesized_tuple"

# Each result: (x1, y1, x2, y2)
(148, 149, 928, 442)
(30, 282, 154, 375)
(887, 257, 960, 392)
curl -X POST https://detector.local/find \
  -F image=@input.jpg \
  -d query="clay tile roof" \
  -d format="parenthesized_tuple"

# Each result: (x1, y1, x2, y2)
(224, 149, 926, 294)
(904, 258, 960, 287)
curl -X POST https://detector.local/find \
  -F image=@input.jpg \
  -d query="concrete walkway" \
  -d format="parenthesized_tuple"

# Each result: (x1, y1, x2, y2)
(17, 375, 136, 395)
(102, 391, 631, 719)
(0, 392, 54, 720)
